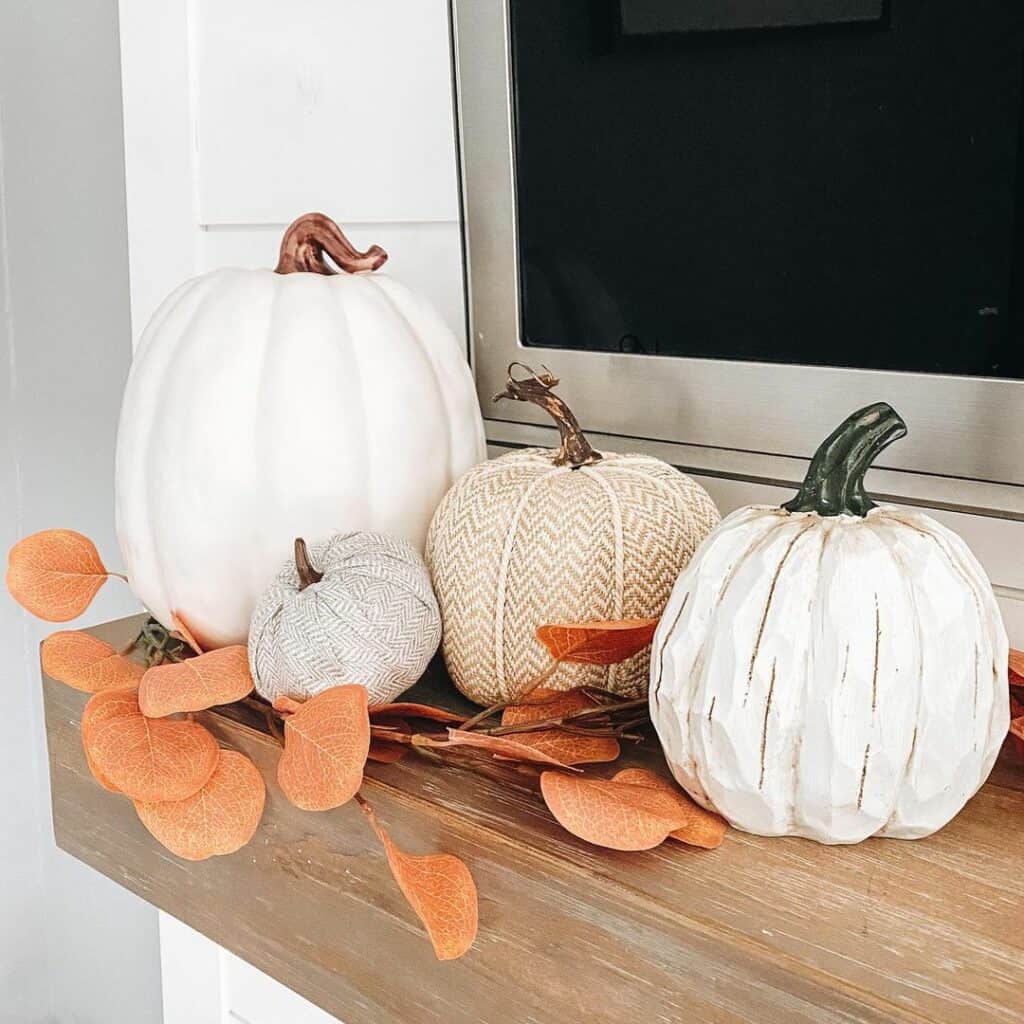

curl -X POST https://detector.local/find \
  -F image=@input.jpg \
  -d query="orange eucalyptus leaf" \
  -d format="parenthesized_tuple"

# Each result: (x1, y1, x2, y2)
(610, 768, 726, 849)
(138, 646, 252, 718)
(539, 769, 723, 851)
(134, 750, 265, 861)
(81, 688, 219, 802)
(1009, 649, 1024, 687)
(6, 529, 113, 621)
(1009, 693, 1024, 758)
(277, 685, 369, 810)
(442, 727, 577, 769)
(500, 689, 620, 765)
(170, 611, 205, 655)
(84, 747, 121, 793)
(536, 618, 660, 666)
(273, 695, 305, 717)
(369, 702, 467, 725)
(80, 691, 126, 793)
(367, 739, 408, 763)
(42, 631, 144, 693)
(359, 799, 478, 960)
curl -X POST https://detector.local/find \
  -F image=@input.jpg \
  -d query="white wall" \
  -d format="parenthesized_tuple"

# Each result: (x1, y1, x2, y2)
(0, 1, 162, 1022)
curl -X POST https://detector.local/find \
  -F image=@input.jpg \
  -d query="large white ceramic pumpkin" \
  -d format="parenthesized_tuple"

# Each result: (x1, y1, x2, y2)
(650, 403, 1009, 844)
(427, 365, 720, 705)
(116, 213, 485, 649)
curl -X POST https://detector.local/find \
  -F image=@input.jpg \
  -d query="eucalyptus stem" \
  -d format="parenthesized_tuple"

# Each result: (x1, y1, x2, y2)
(125, 618, 191, 667)
(458, 658, 565, 731)
(482, 697, 648, 737)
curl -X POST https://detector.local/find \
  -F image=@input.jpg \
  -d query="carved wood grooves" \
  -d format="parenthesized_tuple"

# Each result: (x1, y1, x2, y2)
(44, 617, 1024, 1024)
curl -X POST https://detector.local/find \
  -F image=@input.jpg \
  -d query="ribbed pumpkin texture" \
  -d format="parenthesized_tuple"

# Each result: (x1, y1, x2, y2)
(426, 367, 720, 705)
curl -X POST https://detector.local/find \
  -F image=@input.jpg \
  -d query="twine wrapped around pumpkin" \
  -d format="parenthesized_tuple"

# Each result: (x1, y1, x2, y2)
(248, 532, 441, 704)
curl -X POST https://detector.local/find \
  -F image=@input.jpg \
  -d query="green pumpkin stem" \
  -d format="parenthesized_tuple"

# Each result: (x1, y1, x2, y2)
(783, 403, 907, 517)
(294, 538, 324, 590)
(493, 363, 602, 469)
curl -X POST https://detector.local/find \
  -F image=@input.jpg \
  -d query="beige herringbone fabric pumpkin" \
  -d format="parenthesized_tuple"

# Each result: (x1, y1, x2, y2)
(426, 449, 720, 705)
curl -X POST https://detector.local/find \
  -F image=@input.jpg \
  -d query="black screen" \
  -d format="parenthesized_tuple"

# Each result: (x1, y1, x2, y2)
(619, 0, 884, 35)
(510, 1, 1024, 376)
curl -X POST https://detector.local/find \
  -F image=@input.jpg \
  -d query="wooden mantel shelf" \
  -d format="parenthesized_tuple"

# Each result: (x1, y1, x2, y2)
(44, 617, 1024, 1024)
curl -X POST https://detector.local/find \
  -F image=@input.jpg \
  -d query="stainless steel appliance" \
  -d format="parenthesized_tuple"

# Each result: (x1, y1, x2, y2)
(451, 0, 1024, 517)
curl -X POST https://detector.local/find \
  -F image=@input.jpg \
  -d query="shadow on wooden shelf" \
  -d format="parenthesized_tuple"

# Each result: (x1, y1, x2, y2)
(43, 616, 1024, 1024)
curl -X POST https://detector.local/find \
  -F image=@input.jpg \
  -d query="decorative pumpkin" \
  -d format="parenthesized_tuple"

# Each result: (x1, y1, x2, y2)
(248, 533, 441, 704)
(115, 213, 485, 648)
(650, 403, 1009, 845)
(426, 365, 720, 706)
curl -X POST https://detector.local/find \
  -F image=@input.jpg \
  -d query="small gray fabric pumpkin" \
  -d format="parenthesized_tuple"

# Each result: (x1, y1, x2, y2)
(248, 532, 441, 704)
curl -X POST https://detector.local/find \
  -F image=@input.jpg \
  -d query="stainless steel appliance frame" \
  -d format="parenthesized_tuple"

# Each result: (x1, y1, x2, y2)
(450, 0, 1024, 517)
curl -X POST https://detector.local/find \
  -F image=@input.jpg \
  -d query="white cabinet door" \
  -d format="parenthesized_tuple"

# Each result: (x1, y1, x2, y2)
(160, 914, 341, 1024)
(118, 3, 463, 1021)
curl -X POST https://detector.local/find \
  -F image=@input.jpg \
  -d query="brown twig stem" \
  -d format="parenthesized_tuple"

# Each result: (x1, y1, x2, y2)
(493, 363, 601, 469)
(458, 658, 564, 731)
(481, 697, 649, 738)
(370, 725, 415, 745)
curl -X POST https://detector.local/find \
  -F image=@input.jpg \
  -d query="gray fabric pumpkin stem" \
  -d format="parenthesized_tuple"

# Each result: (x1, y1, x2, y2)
(294, 537, 323, 590)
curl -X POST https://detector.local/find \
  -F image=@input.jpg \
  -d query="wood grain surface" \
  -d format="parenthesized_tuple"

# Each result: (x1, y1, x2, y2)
(43, 617, 1024, 1024)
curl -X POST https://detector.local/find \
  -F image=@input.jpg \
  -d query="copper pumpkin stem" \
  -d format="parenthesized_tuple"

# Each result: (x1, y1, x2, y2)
(493, 363, 602, 469)
(275, 212, 388, 275)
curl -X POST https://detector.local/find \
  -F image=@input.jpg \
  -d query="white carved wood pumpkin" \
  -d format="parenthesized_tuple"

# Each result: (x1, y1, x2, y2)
(115, 214, 485, 649)
(650, 404, 1009, 844)
(426, 366, 720, 706)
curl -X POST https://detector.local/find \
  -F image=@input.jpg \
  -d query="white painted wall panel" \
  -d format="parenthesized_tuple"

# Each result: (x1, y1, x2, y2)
(118, 0, 197, 346)
(195, 0, 459, 225)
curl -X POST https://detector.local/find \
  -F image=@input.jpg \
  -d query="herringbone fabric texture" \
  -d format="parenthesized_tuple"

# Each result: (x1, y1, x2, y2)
(426, 449, 720, 705)
(248, 532, 441, 704)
